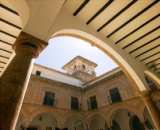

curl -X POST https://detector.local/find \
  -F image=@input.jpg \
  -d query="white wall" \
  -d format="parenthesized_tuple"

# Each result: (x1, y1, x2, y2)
(32, 64, 83, 87)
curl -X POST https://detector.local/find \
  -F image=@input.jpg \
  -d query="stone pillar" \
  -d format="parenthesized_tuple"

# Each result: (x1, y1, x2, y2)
(136, 90, 160, 130)
(0, 31, 48, 130)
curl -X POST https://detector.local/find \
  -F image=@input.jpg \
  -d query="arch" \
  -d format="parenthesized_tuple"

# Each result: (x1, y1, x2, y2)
(112, 120, 121, 130)
(110, 108, 142, 130)
(129, 115, 145, 130)
(62, 111, 86, 124)
(64, 115, 86, 130)
(51, 29, 148, 92)
(87, 111, 107, 125)
(144, 71, 160, 89)
(88, 115, 108, 130)
(28, 112, 60, 129)
(108, 104, 144, 126)
(28, 108, 61, 128)
(7, 0, 30, 28)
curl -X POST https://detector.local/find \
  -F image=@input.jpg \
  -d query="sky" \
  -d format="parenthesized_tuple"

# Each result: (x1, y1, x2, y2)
(35, 36, 118, 77)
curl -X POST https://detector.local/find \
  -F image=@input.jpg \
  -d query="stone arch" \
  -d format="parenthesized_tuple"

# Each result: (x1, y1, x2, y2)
(110, 108, 142, 130)
(144, 71, 160, 89)
(64, 115, 87, 130)
(28, 112, 60, 129)
(87, 111, 107, 125)
(88, 114, 108, 130)
(129, 115, 145, 130)
(51, 29, 148, 92)
(6, 0, 30, 28)
(28, 107, 61, 128)
(107, 103, 144, 126)
(63, 111, 86, 124)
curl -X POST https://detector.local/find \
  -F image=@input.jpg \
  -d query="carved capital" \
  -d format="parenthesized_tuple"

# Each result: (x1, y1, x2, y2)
(13, 31, 48, 58)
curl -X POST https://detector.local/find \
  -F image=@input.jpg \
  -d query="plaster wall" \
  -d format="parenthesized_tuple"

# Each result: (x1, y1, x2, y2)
(32, 64, 83, 87)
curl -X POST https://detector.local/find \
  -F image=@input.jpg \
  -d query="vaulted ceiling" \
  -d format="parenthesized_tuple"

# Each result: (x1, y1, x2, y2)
(0, 0, 159, 76)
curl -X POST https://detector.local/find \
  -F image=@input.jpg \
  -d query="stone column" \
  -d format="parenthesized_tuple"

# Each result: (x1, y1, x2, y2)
(0, 31, 48, 130)
(136, 90, 160, 130)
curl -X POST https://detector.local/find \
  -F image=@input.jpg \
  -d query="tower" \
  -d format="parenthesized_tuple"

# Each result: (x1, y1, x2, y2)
(62, 56, 97, 82)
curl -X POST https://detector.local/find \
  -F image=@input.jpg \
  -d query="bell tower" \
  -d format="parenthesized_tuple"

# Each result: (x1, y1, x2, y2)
(62, 56, 97, 82)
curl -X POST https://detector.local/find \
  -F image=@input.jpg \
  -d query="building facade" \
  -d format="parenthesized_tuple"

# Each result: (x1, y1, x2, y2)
(1, 0, 160, 130)
(15, 57, 160, 130)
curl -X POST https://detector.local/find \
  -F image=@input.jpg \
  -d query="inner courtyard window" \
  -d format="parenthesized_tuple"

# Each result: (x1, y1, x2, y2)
(43, 92, 55, 106)
(90, 96, 98, 109)
(71, 97, 79, 110)
(109, 88, 122, 103)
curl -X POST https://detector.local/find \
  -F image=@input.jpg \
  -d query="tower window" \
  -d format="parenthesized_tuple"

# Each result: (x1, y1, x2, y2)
(43, 92, 55, 106)
(109, 88, 122, 103)
(71, 97, 79, 110)
(90, 96, 98, 109)
(36, 71, 41, 76)
(82, 64, 85, 69)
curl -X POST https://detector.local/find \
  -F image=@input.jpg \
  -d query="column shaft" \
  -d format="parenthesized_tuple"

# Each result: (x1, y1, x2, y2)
(0, 31, 48, 130)
(137, 90, 160, 130)
(1, 51, 35, 130)
(144, 97, 160, 130)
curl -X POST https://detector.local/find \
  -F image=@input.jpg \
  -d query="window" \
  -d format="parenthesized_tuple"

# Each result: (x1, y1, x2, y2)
(43, 92, 55, 106)
(71, 97, 79, 110)
(36, 71, 41, 76)
(109, 88, 121, 103)
(90, 96, 97, 109)
(82, 64, 85, 69)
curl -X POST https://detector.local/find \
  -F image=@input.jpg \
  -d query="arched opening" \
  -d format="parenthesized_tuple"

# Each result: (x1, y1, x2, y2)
(64, 116, 86, 130)
(50, 30, 149, 91)
(112, 120, 121, 130)
(35, 36, 118, 77)
(88, 115, 108, 130)
(111, 109, 142, 130)
(27, 113, 59, 130)
(129, 115, 145, 130)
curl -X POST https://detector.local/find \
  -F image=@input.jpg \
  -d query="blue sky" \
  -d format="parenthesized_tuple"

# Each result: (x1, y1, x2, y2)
(35, 36, 118, 77)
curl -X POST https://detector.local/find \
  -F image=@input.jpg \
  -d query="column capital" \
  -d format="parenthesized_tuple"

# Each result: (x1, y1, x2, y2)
(135, 90, 152, 100)
(13, 31, 48, 58)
